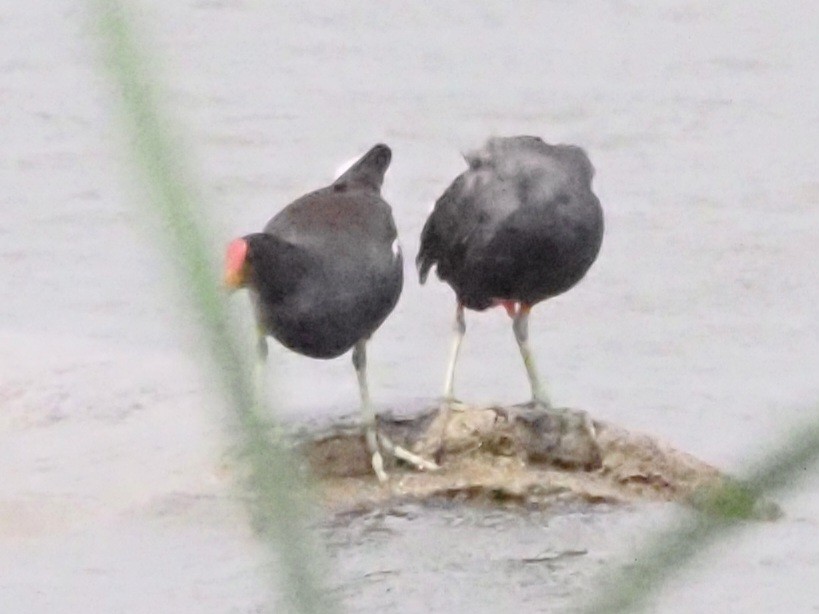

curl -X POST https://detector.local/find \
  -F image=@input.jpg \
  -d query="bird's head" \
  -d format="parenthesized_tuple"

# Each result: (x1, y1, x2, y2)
(224, 237, 250, 290)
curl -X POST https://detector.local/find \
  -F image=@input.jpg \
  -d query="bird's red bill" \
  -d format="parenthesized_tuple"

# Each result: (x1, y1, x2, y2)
(224, 238, 248, 288)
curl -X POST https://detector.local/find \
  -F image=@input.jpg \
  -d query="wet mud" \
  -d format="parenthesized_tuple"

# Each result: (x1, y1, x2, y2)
(298, 403, 779, 519)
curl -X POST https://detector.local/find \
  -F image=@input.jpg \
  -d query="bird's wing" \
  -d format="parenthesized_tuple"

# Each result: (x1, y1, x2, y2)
(417, 174, 469, 283)
(417, 169, 524, 284)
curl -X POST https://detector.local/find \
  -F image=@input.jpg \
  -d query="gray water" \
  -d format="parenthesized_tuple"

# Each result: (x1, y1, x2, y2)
(2, 1, 819, 612)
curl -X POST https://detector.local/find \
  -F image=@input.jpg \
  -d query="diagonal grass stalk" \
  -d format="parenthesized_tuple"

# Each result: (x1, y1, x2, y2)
(86, 3, 819, 613)
(583, 414, 819, 613)
(89, 1, 331, 612)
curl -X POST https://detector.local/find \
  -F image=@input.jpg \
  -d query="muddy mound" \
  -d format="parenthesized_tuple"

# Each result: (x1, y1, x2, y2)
(293, 403, 780, 519)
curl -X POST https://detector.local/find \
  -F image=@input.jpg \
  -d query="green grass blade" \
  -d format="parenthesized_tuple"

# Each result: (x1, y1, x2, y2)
(584, 415, 819, 613)
(89, 2, 331, 612)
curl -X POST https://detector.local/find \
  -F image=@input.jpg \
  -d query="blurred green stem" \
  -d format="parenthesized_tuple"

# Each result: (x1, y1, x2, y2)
(585, 416, 819, 613)
(90, 1, 330, 612)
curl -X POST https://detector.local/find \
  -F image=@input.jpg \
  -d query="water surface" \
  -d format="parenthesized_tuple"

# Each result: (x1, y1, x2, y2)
(2, 1, 818, 611)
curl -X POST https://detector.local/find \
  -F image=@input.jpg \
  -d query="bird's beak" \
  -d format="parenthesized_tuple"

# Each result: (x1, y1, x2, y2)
(224, 268, 245, 291)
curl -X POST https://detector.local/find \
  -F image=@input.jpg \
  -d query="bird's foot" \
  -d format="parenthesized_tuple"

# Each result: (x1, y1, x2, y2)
(366, 427, 439, 483)
(530, 390, 554, 411)
(380, 434, 441, 471)
(369, 451, 389, 483)
(365, 428, 389, 483)
(440, 396, 469, 412)
(519, 400, 597, 442)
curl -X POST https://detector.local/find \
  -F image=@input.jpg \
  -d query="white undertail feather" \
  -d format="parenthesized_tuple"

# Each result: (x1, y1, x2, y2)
(332, 156, 358, 181)
(332, 148, 393, 183)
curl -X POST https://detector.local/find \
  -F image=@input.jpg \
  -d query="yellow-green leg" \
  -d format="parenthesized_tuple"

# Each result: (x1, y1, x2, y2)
(442, 303, 466, 403)
(254, 334, 269, 406)
(254, 334, 290, 445)
(512, 305, 552, 408)
(353, 341, 438, 482)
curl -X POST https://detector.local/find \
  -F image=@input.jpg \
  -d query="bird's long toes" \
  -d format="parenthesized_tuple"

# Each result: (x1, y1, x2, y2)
(393, 446, 440, 472)
(377, 432, 440, 474)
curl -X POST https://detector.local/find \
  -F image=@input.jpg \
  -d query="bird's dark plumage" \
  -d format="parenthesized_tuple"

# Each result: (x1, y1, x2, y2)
(227, 143, 439, 481)
(417, 136, 603, 310)
(241, 144, 403, 358)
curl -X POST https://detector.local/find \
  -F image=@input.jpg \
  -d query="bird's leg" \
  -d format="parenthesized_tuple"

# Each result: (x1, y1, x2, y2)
(353, 341, 438, 483)
(442, 302, 466, 407)
(253, 333, 269, 407)
(352, 341, 387, 482)
(250, 334, 283, 444)
(512, 304, 553, 409)
(253, 333, 288, 443)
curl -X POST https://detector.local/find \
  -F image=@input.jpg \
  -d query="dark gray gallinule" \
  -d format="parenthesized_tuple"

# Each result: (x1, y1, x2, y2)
(417, 136, 604, 408)
(225, 144, 437, 481)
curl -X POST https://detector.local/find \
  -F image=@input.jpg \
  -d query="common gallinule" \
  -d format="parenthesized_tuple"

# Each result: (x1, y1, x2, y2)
(226, 144, 437, 481)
